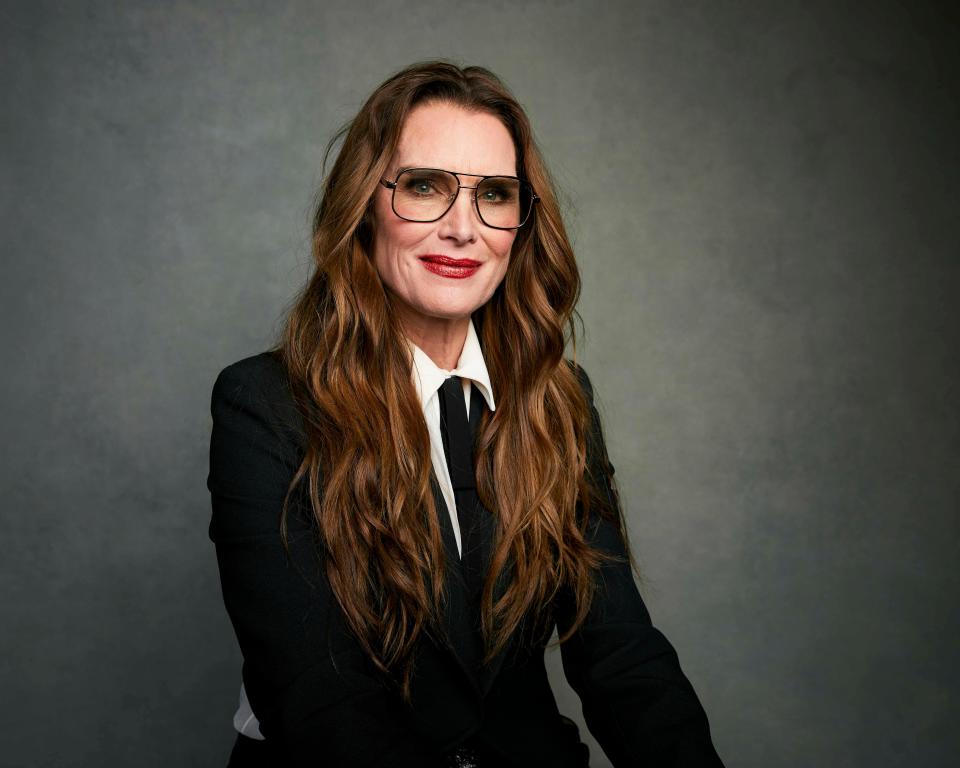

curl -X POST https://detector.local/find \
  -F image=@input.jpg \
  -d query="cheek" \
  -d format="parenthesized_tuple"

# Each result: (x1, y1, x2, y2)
(483, 234, 515, 291)
(486, 225, 517, 256)
(492, 232, 517, 269)
(372, 213, 419, 274)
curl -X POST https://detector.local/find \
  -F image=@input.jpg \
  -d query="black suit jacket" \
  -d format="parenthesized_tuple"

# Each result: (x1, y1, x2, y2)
(207, 351, 724, 767)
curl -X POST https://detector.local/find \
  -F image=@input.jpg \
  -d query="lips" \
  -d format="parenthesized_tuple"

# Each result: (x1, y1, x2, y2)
(418, 254, 481, 279)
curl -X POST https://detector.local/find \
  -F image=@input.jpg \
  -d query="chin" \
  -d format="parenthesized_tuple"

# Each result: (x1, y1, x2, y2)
(423, 303, 482, 321)
(417, 291, 493, 320)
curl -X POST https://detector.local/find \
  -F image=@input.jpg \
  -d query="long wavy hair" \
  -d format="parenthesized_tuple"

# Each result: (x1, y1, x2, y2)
(276, 61, 619, 696)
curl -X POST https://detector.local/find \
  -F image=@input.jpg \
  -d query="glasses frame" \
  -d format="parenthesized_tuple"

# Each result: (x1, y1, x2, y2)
(379, 167, 539, 230)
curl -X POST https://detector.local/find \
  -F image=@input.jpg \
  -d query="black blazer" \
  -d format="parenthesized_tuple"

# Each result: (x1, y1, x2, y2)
(208, 351, 724, 767)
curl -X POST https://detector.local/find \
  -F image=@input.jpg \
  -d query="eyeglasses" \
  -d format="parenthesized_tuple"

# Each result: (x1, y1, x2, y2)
(379, 168, 539, 230)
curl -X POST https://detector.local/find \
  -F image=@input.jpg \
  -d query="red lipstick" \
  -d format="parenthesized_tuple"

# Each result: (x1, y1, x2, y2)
(418, 254, 481, 279)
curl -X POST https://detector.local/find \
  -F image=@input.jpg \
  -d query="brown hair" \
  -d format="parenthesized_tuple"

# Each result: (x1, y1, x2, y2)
(277, 61, 618, 696)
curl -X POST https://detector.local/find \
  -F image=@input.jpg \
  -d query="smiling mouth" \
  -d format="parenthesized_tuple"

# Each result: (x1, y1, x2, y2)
(418, 254, 482, 279)
(418, 255, 482, 267)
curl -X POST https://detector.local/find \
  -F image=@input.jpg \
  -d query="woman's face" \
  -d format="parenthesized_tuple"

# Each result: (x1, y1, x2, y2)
(371, 102, 518, 335)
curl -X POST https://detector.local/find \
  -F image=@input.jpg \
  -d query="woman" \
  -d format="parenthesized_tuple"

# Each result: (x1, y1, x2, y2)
(208, 61, 724, 767)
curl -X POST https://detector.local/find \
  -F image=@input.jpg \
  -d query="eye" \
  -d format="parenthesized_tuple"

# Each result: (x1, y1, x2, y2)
(398, 170, 456, 198)
(403, 176, 439, 196)
(478, 181, 518, 205)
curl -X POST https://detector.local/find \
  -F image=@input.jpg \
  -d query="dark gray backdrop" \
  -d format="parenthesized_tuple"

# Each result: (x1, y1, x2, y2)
(2, 1, 957, 766)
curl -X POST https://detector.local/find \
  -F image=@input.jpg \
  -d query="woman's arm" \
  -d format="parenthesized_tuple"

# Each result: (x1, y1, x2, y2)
(207, 353, 436, 767)
(558, 366, 725, 767)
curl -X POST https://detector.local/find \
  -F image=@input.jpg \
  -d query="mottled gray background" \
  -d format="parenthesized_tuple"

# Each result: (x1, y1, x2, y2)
(2, 1, 957, 766)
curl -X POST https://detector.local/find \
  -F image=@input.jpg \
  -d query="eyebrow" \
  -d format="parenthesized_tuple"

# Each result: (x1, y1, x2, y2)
(393, 165, 520, 178)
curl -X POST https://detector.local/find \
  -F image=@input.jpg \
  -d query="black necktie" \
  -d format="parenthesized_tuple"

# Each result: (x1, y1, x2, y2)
(437, 376, 486, 598)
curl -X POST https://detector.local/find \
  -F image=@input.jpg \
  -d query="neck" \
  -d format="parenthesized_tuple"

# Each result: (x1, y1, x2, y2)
(401, 311, 471, 370)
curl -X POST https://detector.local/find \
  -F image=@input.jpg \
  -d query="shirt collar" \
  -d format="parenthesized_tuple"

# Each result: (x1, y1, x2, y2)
(408, 319, 496, 412)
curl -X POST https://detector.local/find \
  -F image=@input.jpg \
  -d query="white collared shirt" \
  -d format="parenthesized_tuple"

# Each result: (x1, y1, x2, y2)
(407, 318, 495, 557)
(233, 319, 495, 739)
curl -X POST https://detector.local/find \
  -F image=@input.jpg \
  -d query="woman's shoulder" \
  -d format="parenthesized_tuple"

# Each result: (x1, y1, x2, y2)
(210, 349, 305, 449)
(213, 349, 287, 399)
(207, 350, 310, 540)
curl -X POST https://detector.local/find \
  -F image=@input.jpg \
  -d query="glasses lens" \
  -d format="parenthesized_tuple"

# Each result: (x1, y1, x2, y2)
(476, 177, 529, 229)
(393, 169, 458, 221)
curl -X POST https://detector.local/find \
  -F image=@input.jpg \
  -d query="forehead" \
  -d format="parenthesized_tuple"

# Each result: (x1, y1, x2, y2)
(391, 102, 517, 177)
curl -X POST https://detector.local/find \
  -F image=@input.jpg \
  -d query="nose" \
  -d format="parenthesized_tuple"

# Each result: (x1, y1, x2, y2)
(437, 185, 480, 244)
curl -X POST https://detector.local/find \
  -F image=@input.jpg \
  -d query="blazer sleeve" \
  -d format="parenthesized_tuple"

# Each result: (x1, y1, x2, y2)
(207, 354, 436, 768)
(558, 366, 725, 767)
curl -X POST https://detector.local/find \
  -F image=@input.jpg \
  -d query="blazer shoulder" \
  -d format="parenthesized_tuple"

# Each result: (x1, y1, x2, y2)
(214, 349, 288, 400)
(207, 351, 309, 542)
(210, 349, 305, 450)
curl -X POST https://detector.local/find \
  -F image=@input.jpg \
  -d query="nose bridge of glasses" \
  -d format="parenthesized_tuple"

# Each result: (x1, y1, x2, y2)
(448, 170, 493, 198)
(444, 170, 480, 195)
(444, 181, 482, 223)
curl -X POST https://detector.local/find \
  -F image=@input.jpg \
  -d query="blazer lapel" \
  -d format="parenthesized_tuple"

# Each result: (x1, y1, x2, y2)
(430, 420, 513, 695)
(429, 474, 483, 694)
(478, 510, 509, 695)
